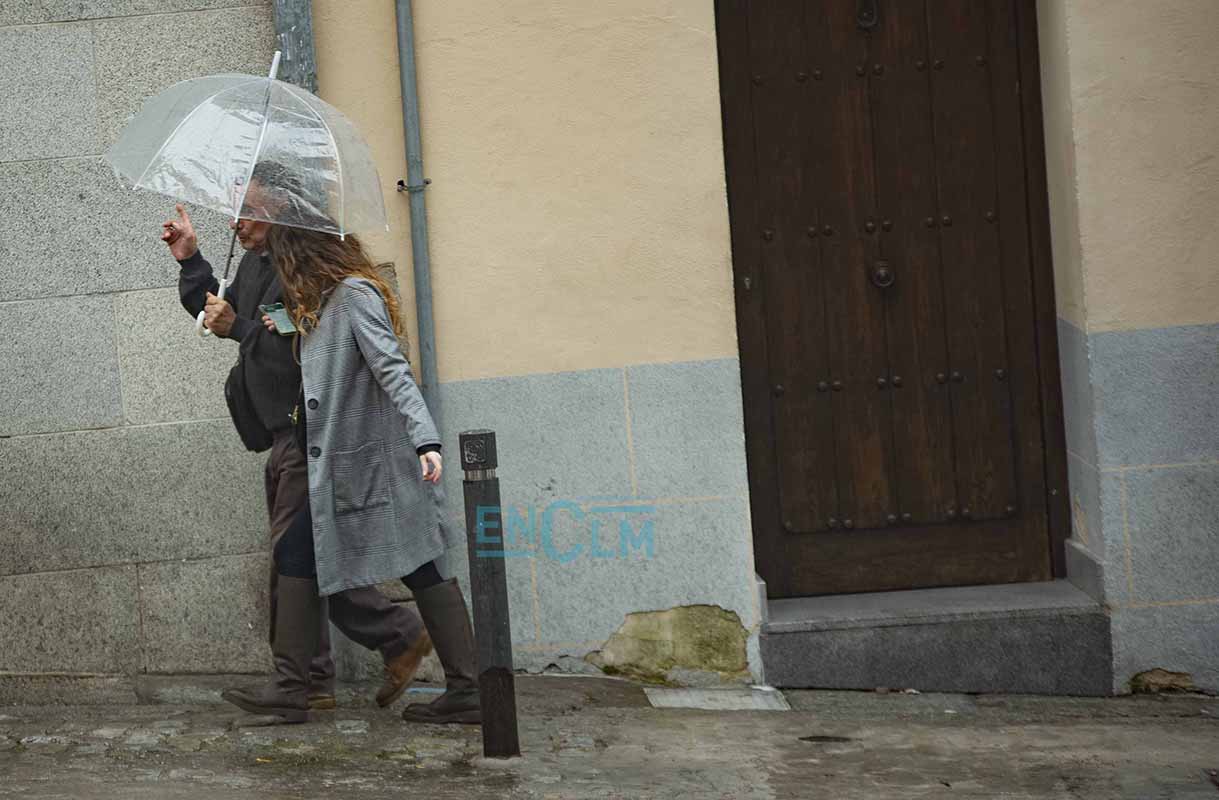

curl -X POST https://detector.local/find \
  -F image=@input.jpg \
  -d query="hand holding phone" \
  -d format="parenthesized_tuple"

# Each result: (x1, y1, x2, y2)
(258, 302, 298, 336)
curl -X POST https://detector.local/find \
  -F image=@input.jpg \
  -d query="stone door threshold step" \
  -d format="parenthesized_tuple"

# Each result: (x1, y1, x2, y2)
(764, 580, 1103, 634)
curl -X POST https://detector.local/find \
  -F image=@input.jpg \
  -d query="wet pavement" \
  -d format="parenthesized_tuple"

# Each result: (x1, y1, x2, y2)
(1, 675, 1217, 799)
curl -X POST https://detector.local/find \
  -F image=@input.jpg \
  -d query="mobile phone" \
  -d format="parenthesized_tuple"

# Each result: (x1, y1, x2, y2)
(259, 302, 298, 335)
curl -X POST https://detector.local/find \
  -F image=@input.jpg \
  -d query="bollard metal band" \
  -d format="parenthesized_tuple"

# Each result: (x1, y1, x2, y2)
(464, 468, 496, 482)
(459, 429, 498, 471)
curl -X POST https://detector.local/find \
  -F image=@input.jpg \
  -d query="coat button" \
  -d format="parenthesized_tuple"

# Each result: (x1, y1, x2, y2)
(307, 398, 319, 410)
(309, 446, 321, 458)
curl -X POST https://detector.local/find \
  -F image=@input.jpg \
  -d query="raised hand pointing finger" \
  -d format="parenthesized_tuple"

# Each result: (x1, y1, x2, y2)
(163, 203, 199, 261)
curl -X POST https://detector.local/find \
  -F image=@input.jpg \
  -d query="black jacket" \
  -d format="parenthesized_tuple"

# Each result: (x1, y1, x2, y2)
(178, 249, 301, 442)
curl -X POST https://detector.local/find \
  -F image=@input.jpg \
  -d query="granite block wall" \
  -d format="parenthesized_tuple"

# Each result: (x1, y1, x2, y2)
(1039, 0, 1219, 693)
(0, 2, 276, 685)
(1058, 319, 1219, 691)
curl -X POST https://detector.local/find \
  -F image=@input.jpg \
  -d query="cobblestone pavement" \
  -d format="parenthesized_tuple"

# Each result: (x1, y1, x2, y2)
(1, 676, 1217, 799)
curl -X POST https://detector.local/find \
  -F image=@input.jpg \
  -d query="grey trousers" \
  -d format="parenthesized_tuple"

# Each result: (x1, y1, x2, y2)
(264, 431, 418, 692)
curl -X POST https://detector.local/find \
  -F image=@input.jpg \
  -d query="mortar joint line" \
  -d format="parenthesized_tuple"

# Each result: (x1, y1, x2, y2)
(1120, 471, 1136, 603)
(0, 548, 270, 581)
(0, 4, 269, 30)
(0, 154, 100, 168)
(2, 416, 234, 441)
(745, 500, 763, 628)
(0, 281, 225, 308)
(0, 671, 120, 678)
(109, 294, 132, 427)
(494, 494, 738, 512)
(1109, 457, 1219, 474)
(630, 494, 737, 507)
(1122, 597, 1219, 610)
(88, 17, 102, 151)
(134, 563, 148, 675)
(1065, 447, 1099, 471)
(622, 367, 639, 497)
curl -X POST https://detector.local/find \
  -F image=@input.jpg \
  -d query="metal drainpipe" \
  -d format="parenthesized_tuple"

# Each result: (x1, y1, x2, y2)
(272, 0, 318, 93)
(394, 0, 442, 428)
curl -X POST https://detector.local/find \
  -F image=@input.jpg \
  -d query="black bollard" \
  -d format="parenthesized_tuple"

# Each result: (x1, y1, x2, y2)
(459, 429, 521, 759)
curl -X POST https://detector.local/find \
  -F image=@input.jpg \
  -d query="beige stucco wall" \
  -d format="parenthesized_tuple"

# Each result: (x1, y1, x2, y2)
(313, 0, 739, 382)
(1035, 0, 1086, 330)
(312, 1, 419, 361)
(1039, 0, 1219, 334)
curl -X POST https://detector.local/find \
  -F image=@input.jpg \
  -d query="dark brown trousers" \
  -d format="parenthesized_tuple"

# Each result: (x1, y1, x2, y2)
(264, 431, 418, 692)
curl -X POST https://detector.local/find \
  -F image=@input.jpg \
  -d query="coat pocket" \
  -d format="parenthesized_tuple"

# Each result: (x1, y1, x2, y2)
(331, 441, 391, 514)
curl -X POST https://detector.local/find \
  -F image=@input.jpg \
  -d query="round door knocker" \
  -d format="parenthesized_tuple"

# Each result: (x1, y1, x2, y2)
(871, 261, 896, 290)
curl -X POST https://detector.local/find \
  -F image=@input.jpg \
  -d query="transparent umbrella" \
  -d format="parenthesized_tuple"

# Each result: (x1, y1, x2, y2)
(106, 52, 388, 335)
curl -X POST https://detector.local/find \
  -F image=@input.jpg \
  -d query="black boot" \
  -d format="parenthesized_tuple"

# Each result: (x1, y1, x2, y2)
(401, 579, 481, 725)
(222, 575, 321, 723)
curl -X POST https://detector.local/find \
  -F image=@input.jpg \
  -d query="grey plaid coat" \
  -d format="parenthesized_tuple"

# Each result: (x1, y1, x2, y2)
(300, 277, 452, 596)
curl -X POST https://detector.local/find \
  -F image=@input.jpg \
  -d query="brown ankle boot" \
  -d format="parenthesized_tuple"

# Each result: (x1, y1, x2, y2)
(376, 629, 434, 707)
(222, 575, 321, 723)
(401, 579, 481, 725)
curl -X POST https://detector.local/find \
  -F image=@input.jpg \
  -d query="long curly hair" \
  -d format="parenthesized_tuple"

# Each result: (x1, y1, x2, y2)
(267, 225, 406, 342)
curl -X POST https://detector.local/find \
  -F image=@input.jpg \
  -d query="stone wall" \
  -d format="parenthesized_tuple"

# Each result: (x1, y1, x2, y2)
(0, 2, 277, 690)
(1038, 0, 1219, 691)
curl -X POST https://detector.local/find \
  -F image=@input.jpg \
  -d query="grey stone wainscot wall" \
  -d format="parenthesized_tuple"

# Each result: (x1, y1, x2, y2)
(1059, 318, 1219, 692)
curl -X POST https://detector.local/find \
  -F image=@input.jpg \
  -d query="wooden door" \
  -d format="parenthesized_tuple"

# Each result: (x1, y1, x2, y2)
(716, 0, 1067, 597)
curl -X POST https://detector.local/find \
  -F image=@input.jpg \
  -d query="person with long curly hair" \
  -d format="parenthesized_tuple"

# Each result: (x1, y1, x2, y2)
(169, 160, 440, 717)
(221, 220, 480, 726)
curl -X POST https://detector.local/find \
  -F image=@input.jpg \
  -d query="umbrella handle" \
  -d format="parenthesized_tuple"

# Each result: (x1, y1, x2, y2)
(195, 278, 228, 338)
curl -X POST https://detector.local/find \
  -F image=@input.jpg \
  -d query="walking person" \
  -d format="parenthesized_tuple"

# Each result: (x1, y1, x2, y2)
(163, 164, 433, 714)
(220, 220, 481, 725)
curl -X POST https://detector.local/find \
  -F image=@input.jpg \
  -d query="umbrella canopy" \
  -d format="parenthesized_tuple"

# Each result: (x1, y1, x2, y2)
(106, 66, 387, 238)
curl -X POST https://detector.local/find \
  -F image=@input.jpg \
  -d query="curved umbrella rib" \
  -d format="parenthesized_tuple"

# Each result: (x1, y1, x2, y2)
(131, 77, 263, 190)
(233, 77, 283, 222)
(283, 82, 345, 236)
